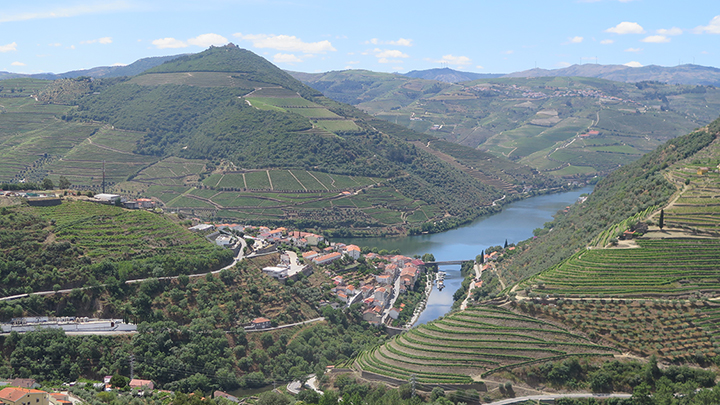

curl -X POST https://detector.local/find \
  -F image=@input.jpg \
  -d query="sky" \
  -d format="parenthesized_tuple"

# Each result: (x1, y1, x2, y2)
(1, 0, 719, 75)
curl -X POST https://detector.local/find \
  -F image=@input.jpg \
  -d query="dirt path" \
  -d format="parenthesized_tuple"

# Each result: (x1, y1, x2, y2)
(266, 170, 274, 190)
(288, 170, 308, 191)
(306, 171, 329, 191)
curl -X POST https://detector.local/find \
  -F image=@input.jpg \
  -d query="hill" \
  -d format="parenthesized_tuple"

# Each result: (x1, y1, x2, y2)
(0, 45, 556, 236)
(504, 64, 720, 87)
(0, 54, 183, 81)
(294, 70, 720, 179)
(0, 199, 233, 297)
(403, 67, 503, 83)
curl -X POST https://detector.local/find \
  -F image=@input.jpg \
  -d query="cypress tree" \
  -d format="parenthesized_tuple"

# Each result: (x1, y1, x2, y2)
(659, 209, 665, 230)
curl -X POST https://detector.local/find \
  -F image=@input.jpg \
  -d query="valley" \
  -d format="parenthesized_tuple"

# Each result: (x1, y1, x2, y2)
(3, 45, 720, 405)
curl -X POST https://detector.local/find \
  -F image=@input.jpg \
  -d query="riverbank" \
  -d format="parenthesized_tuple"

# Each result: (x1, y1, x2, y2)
(340, 186, 594, 326)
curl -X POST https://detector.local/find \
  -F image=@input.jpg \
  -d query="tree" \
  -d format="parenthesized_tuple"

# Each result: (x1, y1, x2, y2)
(659, 209, 665, 230)
(110, 374, 128, 389)
(42, 178, 54, 190)
(504, 239, 508, 249)
(476, 250, 484, 264)
(58, 176, 71, 189)
(256, 391, 291, 405)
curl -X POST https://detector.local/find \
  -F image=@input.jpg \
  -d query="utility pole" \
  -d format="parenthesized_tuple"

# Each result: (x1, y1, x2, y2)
(102, 160, 106, 194)
(411, 374, 417, 398)
(130, 354, 135, 380)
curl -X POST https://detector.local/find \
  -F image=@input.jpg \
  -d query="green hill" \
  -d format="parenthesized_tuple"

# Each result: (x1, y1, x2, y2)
(356, 305, 616, 384)
(0, 45, 557, 236)
(0, 200, 233, 297)
(293, 70, 720, 178)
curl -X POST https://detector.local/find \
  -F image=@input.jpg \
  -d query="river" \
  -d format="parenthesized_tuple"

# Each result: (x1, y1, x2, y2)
(339, 186, 593, 326)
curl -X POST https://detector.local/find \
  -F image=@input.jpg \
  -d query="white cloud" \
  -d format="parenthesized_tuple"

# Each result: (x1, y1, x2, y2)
(365, 38, 413, 46)
(152, 38, 188, 49)
(111, 62, 127, 66)
(11, 61, 25, 66)
(557, 61, 571, 67)
(81, 36, 112, 45)
(0, 42, 17, 52)
(476, 65, 484, 69)
(503, 50, 514, 55)
(346, 61, 360, 65)
(641, 35, 670, 43)
(374, 49, 409, 59)
(657, 27, 682, 36)
(569, 36, 583, 43)
(429, 54, 471, 66)
(624, 61, 643, 67)
(187, 33, 228, 48)
(233, 33, 335, 53)
(605, 22, 645, 34)
(625, 47, 643, 52)
(695, 15, 720, 34)
(600, 39, 614, 44)
(273, 53, 303, 63)
(0, 1, 135, 23)
(48, 42, 61, 47)
(388, 38, 412, 46)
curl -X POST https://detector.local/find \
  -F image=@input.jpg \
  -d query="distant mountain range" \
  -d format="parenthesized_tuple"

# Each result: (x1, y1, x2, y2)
(403, 64, 720, 86)
(402, 67, 503, 82)
(0, 54, 183, 81)
(504, 63, 720, 86)
(3, 56, 720, 87)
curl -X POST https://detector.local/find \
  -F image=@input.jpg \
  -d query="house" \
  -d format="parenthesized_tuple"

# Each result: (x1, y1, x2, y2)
(302, 251, 318, 261)
(344, 245, 361, 260)
(251, 317, 271, 329)
(332, 275, 344, 286)
(123, 200, 140, 209)
(698, 167, 710, 175)
(262, 266, 289, 280)
(214, 235, 233, 247)
(8, 380, 39, 389)
(304, 233, 324, 246)
(362, 307, 382, 325)
(103, 376, 112, 385)
(49, 393, 72, 405)
(312, 252, 342, 265)
(136, 198, 155, 209)
(213, 391, 240, 403)
(360, 285, 374, 298)
(293, 238, 308, 248)
(337, 291, 348, 303)
(188, 224, 214, 232)
(128, 379, 154, 391)
(388, 308, 401, 320)
(94, 193, 121, 203)
(0, 387, 49, 405)
(375, 274, 392, 284)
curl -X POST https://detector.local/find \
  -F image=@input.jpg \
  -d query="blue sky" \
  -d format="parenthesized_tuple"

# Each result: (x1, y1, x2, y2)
(1, 0, 719, 75)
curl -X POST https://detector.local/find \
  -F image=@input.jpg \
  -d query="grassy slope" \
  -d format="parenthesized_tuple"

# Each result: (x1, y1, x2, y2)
(500, 116, 720, 284)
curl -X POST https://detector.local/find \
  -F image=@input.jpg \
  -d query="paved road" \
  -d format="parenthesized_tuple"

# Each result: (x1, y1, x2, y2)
(246, 317, 325, 333)
(485, 393, 631, 405)
(1, 238, 248, 301)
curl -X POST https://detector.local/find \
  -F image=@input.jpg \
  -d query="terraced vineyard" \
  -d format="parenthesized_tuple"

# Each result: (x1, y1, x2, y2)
(27, 200, 229, 263)
(522, 239, 720, 297)
(355, 306, 616, 383)
(665, 160, 720, 232)
(518, 299, 720, 362)
(245, 92, 359, 133)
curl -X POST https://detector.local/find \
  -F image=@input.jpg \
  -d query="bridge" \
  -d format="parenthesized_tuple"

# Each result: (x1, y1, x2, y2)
(419, 260, 475, 266)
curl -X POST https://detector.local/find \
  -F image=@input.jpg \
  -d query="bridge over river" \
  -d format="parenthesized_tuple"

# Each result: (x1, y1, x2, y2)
(420, 260, 475, 266)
